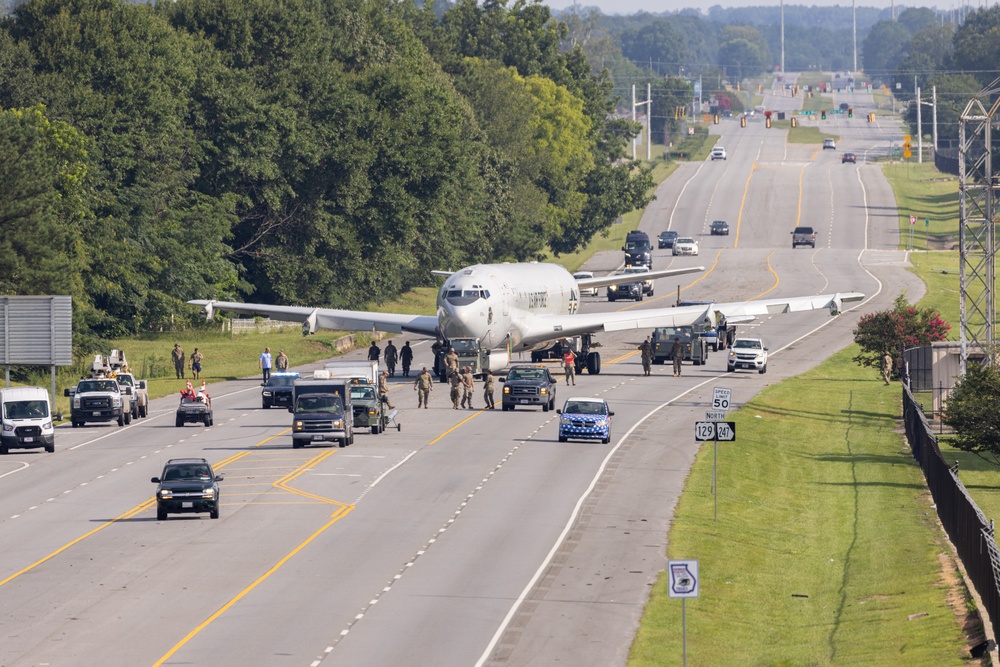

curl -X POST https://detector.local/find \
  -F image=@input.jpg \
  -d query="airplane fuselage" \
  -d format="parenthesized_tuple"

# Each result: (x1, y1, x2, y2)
(437, 263, 580, 357)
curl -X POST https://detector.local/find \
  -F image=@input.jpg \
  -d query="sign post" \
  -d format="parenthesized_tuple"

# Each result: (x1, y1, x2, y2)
(696, 420, 736, 520)
(669, 559, 700, 667)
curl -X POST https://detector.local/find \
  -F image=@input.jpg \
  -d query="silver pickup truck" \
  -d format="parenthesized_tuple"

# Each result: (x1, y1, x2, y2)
(792, 226, 817, 248)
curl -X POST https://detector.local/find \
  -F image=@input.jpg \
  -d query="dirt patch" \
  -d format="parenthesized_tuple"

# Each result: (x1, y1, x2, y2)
(926, 234, 959, 251)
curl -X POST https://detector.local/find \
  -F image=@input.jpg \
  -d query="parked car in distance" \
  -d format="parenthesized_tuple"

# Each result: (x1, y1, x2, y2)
(573, 271, 598, 297)
(673, 237, 699, 256)
(709, 220, 730, 236)
(657, 230, 679, 249)
(823, 138, 836, 150)
(791, 226, 817, 248)
(842, 153, 856, 164)
(558, 397, 614, 443)
(151, 458, 222, 520)
(710, 146, 727, 160)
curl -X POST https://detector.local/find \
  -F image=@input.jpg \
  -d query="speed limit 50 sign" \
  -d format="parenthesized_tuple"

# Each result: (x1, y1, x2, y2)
(712, 387, 732, 411)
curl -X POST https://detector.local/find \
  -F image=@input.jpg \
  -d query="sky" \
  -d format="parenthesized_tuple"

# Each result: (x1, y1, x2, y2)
(544, 1, 961, 16)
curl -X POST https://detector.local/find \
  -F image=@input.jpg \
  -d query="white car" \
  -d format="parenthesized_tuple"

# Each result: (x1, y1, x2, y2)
(672, 237, 699, 256)
(622, 265, 654, 296)
(710, 147, 727, 160)
(728, 338, 768, 373)
(823, 138, 836, 150)
(573, 271, 598, 297)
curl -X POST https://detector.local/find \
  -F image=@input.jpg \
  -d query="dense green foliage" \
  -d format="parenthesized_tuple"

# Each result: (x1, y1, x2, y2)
(944, 362, 1000, 464)
(0, 0, 653, 339)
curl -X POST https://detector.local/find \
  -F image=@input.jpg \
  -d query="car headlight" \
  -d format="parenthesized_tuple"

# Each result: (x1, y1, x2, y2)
(560, 416, 571, 424)
(200, 490, 216, 499)
(112, 396, 121, 407)
(72, 397, 80, 409)
(729, 351, 737, 359)
(42, 421, 52, 430)
(294, 421, 304, 431)
(158, 489, 173, 499)
(594, 419, 607, 427)
(332, 419, 344, 429)
(368, 408, 377, 415)
(503, 387, 511, 395)
(540, 388, 548, 395)
(262, 391, 272, 396)
(1, 421, 13, 433)
(608, 285, 618, 292)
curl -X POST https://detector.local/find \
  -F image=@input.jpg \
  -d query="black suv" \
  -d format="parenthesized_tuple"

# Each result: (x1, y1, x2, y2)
(151, 458, 223, 520)
(501, 366, 558, 412)
(657, 230, 678, 249)
(261, 371, 299, 409)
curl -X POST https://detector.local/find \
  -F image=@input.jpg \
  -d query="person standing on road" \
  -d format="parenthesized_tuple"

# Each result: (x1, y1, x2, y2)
(378, 370, 395, 409)
(448, 369, 463, 409)
(259, 347, 273, 383)
(671, 338, 684, 377)
(384, 341, 398, 377)
(400, 341, 414, 377)
(368, 341, 381, 364)
(882, 351, 893, 385)
(275, 349, 289, 371)
(460, 366, 475, 409)
(483, 369, 495, 409)
(189, 348, 204, 380)
(638, 338, 653, 376)
(443, 347, 459, 379)
(414, 367, 433, 409)
(562, 348, 576, 386)
(172, 343, 185, 379)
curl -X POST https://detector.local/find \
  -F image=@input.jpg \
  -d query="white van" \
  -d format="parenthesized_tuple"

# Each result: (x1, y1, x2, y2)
(0, 387, 55, 454)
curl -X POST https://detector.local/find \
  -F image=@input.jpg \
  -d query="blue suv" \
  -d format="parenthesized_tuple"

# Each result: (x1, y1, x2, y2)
(558, 398, 614, 443)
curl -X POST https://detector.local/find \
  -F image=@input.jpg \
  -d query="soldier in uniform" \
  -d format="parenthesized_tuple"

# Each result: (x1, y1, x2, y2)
(444, 348, 460, 379)
(671, 337, 685, 377)
(638, 338, 653, 376)
(384, 341, 398, 377)
(448, 369, 463, 409)
(413, 367, 433, 409)
(882, 351, 893, 385)
(368, 341, 381, 363)
(275, 349, 289, 371)
(460, 366, 475, 409)
(483, 369, 496, 409)
(378, 370, 395, 409)
(172, 343, 185, 379)
(400, 341, 414, 377)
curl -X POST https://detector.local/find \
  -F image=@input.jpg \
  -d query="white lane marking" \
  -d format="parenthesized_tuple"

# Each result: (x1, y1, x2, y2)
(0, 461, 29, 479)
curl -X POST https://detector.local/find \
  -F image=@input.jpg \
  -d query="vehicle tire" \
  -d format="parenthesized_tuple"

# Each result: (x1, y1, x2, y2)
(204, 416, 211, 427)
(139, 404, 147, 418)
(727, 365, 735, 373)
(396, 423, 401, 431)
(118, 413, 125, 427)
(638, 293, 644, 301)
(550, 396, 556, 410)
(712, 343, 718, 352)
(339, 438, 348, 448)
(157, 507, 167, 521)
(292, 440, 303, 449)
(45, 443, 55, 453)
(558, 436, 567, 443)
(542, 402, 549, 412)
(262, 402, 270, 409)
(759, 365, 767, 374)
(371, 425, 379, 435)
(649, 289, 654, 296)
(531, 352, 541, 362)
(210, 507, 219, 520)
(72, 420, 80, 428)
(175, 416, 183, 427)
(602, 435, 610, 444)
(0, 444, 7, 455)
(586, 352, 602, 375)
(607, 296, 615, 302)
(132, 406, 139, 419)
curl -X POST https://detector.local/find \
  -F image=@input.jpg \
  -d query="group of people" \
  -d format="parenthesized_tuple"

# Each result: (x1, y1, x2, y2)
(438, 347, 496, 409)
(258, 347, 289, 383)
(171, 343, 205, 380)
(367, 340, 415, 377)
(637, 336, 685, 377)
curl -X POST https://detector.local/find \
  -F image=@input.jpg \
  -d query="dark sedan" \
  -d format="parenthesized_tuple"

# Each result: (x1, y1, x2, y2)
(710, 220, 730, 236)
(842, 153, 856, 164)
(657, 230, 679, 249)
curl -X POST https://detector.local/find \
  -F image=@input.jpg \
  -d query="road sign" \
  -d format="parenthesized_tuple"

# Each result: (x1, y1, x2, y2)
(712, 387, 732, 411)
(909, 215, 916, 225)
(706, 410, 726, 421)
(668, 560, 700, 598)
(695, 421, 737, 441)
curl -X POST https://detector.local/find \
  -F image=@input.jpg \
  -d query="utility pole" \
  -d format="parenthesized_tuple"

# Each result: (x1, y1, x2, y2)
(780, 0, 785, 75)
(631, 84, 652, 161)
(852, 0, 857, 73)
(917, 85, 923, 163)
(932, 85, 938, 152)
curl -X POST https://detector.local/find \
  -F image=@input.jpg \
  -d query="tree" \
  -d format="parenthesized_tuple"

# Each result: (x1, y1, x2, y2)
(619, 19, 686, 76)
(952, 5, 1000, 88)
(861, 20, 910, 79)
(852, 294, 950, 378)
(943, 362, 1000, 464)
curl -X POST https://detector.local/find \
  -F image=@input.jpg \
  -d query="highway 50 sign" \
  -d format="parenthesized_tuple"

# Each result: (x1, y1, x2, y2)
(695, 421, 736, 441)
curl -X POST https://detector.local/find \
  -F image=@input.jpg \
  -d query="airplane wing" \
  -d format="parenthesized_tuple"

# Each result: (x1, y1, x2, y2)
(187, 300, 439, 336)
(575, 266, 704, 290)
(526, 292, 865, 341)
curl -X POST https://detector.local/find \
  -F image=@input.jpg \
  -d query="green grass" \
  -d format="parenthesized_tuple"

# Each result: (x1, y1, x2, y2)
(882, 163, 960, 250)
(802, 93, 835, 113)
(783, 124, 838, 144)
(629, 348, 971, 666)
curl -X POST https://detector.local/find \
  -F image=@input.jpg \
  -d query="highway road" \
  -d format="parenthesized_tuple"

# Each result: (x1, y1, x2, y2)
(0, 77, 923, 667)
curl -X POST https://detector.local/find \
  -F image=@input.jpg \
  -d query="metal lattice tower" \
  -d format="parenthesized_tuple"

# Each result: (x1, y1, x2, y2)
(958, 78, 1000, 371)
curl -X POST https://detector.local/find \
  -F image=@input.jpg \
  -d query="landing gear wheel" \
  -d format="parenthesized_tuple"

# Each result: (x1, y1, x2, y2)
(586, 352, 602, 375)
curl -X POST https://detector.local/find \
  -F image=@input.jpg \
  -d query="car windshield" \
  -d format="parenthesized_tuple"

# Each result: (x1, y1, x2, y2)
(676, 238, 695, 244)
(624, 267, 648, 275)
(625, 240, 650, 250)
(450, 339, 479, 354)
(78, 380, 118, 393)
(295, 395, 344, 413)
(116, 375, 134, 387)
(163, 464, 213, 482)
(267, 376, 297, 387)
(733, 340, 763, 350)
(3, 400, 48, 419)
(573, 272, 593, 279)
(659, 231, 677, 239)
(564, 401, 608, 415)
(507, 369, 547, 381)
(350, 386, 377, 401)
(712, 221, 727, 227)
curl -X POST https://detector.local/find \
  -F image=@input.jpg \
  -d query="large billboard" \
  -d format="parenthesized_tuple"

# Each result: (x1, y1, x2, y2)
(0, 296, 73, 366)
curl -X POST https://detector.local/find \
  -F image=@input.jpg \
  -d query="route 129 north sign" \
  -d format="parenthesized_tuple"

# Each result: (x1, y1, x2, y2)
(695, 421, 736, 441)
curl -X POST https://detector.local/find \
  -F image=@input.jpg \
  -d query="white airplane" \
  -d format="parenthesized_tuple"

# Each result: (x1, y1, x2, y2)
(189, 262, 863, 374)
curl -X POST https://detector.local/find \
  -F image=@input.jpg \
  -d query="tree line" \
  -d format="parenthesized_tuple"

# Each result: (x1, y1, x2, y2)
(0, 0, 654, 341)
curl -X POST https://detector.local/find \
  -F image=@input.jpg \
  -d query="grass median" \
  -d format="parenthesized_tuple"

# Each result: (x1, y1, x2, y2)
(629, 348, 973, 665)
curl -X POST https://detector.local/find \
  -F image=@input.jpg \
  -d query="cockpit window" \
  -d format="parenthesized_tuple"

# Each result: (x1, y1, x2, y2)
(444, 288, 488, 305)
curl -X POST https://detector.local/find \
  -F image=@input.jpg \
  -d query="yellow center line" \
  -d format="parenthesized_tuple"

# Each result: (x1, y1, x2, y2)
(428, 410, 483, 445)
(618, 249, 724, 312)
(734, 161, 757, 249)
(749, 250, 780, 300)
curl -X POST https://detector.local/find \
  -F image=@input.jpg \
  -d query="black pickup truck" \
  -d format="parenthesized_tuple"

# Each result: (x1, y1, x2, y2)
(500, 365, 558, 412)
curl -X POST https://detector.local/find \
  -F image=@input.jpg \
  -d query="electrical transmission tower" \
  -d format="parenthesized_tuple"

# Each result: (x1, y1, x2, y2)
(958, 77, 1000, 371)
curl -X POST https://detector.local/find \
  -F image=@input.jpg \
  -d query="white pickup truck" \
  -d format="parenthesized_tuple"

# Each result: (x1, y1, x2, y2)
(66, 377, 128, 427)
(727, 338, 768, 374)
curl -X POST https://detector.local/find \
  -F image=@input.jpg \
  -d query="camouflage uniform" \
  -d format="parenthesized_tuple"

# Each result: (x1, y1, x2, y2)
(483, 371, 495, 409)
(384, 342, 398, 376)
(448, 370, 463, 409)
(413, 369, 434, 409)
(444, 349, 459, 378)
(671, 339, 684, 377)
(639, 339, 653, 376)
(172, 344, 185, 379)
(460, 369, 475, 409)
(378, 372, 395, 409)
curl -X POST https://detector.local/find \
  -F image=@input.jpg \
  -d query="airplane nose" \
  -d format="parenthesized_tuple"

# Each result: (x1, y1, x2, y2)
(439, 300, 481, 339)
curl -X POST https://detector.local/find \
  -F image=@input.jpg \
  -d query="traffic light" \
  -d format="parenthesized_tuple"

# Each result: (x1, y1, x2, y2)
(821, 109, 827, 120)
(740, 116, 747, 128)
(765, 116, 771, 128)
(791, 116, 797, 128)
(713, 114, 719, 125)
(867, 113, 875, 123)
(674, 106, 680, 120)
(848, 107, 853, 118)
